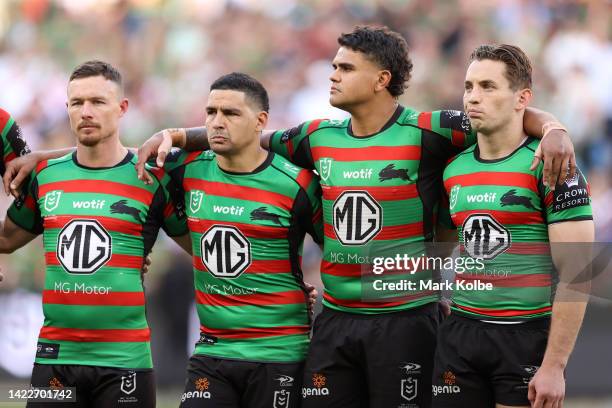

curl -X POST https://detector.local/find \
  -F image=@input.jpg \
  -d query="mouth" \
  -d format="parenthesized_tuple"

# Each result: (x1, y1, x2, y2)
(78, 124, 99, 130)
(330, 87, 340, 94)
(467, 110, 484, 119)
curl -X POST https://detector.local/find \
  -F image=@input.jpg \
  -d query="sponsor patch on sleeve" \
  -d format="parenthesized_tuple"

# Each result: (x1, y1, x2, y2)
(552, 169, 590, 213)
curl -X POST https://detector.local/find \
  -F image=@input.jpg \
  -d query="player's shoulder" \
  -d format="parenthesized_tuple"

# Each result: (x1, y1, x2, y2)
(165, 148, 215, 167)
(36, 152, 73, 175)
(400, 108, 472, 134)
(301, 118, 348, 135)
(270, 153, 317, 191)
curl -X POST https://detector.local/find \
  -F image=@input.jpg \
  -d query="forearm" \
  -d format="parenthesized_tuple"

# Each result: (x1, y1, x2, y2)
(541, 296, 588, 369)
(176, 127, 275, 151)
(36, 147, 75, 160)
(524, 107, 561, 139)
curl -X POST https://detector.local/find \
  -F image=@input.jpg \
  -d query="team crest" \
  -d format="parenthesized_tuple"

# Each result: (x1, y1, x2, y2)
(273, 389, 290, 408)
(190, 190, 204, 213)
(401, 377, 418, 401)
(44, 190, 62, 212)
(449, 185, 461, 210)
(319, 158, 333, 182)
(120, 371, 137, 395)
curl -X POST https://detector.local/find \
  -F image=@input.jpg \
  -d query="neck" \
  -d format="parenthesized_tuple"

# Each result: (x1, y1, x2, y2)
(348, 95, 398, 137)
(477, 115, 526, 160)
(216, 143, 268, 173)
(76, 137, 127, 167)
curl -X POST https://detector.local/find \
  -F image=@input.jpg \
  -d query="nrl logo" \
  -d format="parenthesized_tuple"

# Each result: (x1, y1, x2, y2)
(120, 371, 137, 395)
(449, 185, 461, 210)
(44, 190, 62, 212)
(319, 158, 333, 182)
(190, 190, 204, 213)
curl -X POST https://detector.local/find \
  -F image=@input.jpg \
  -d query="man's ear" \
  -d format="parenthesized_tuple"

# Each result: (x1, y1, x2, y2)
(516, 88, 532, 110)
(375, 70, 392, 93)
(119, 98, 129, 116)
(255, 111, 268, 132)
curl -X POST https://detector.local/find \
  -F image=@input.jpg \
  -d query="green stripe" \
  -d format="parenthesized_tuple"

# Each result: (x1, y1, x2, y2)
(196, 304, 308, 329)
(193, 333, 308, 363)
(43, 305, 148, 329)
(36, 340, 152, 369)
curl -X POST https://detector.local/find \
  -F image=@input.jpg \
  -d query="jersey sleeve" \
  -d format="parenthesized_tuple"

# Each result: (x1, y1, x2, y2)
(417, 110, 477, 161)
(269, 120, 324, 170)
(541, 167, 592, 224)
(148, 166, 188, 237)
(294, 169, 323, 245)
(6, 171, 43, 235)
(437, 187, 455, 230)
(1, 109, 30, 170)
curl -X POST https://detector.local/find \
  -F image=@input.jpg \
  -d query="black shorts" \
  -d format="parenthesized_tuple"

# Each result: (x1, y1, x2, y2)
(301, 303, 440, 408)
(27, 363, 155, 408)
(432, 314, 550, 407)
(180, 355, 303, 408)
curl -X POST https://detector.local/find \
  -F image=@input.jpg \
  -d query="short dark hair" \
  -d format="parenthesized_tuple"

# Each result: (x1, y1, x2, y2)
(69, 60, 122, 86)
(338, 25, 413, 97)
(210, 72, 269, 112)
(469, 44, 532, 90)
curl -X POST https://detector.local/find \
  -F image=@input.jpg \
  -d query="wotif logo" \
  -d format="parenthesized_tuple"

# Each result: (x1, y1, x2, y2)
(342, 168, 373, 179)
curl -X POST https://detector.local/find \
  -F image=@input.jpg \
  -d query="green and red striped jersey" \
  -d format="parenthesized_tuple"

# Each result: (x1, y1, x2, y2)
(1, 108, 30, 175)
(269, 106, 475, 314)
(165, 150, 322, 362)
(443, 137, 592, 321)
(7, 151, 187, 369)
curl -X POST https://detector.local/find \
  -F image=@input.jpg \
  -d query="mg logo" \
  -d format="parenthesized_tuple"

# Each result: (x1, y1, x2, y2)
(44, 190, 62, 212)
(200, 225, 251, 278)
(333, 191, 382, 245)
(57, 219, 112, 274)
(449, 184, 460, 211)
(462, 214, 510, 260)
(319, 158, 333, 182)
(190, 190, 204, 213)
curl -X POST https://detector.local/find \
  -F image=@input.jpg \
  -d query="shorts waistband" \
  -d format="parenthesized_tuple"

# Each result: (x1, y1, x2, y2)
(449, 313, 550, 330)
(322, 302, 438, 319)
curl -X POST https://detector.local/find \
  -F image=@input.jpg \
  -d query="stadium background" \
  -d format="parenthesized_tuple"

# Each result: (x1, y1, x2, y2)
(0, 0, 610, 406)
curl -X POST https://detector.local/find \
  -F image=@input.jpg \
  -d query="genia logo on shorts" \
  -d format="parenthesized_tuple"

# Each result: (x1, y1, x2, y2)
(181, 378, 211, 402)
(432, 371, 461, 396)
(302, 373, 330, 398)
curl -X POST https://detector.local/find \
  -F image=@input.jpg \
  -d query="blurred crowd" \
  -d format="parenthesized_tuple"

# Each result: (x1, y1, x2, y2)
(0, 0, 610, 387)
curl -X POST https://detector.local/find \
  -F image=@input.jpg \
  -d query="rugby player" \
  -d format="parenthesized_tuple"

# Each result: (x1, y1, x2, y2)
(0, 60, 190, 407)
(162, 72, 323, 407)
(435, 44, 593, 408)
(133, 26, 578, 407)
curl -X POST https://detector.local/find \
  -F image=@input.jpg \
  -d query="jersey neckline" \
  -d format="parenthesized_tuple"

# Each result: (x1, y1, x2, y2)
(473, 136, 534, 164)
(216, 151, 274, 176)
(71, 150, 134, 170)
(346, 104, 404, 138)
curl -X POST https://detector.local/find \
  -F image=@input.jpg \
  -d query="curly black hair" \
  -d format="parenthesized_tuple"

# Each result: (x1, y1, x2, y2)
(338, 25, 413, 97)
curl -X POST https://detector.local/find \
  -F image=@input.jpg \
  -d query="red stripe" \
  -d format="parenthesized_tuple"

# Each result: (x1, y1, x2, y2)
(5, 152, 16, 162)
(455, 304, 552, 317)
(452, 210, 543, 225)
(418, 112, 432, 130)
(39, 326, 150, 342)
(193, 256, 291, 274)
(36, 159, 49, 173)
(544, 191, 553, 208)
(323, 291, 434, 309)
(184, 151, 201, 164)
(24, 195, 36, 211)
(312, 145, 420, 162)
(184, 179, 293, 210)
(42, 290, 145, 306)
(163, 202, 175, 218)
(46, 252, 142, 269)
(196, 290, 305, 307)
(451, 129, 465, 147)
(44, 215, 142, 235)
(444, 172, 538, 192)
(296, 169, 314, 191)
(188, 219, 287, 239)
(506, 243, 550, 255)
(306, 119, 324, 135)
(200, 324, 309, 339)
(320, 260, 428, 277)
(323, 221, 423, 241)
(322, 184, 418, 202)
(39, 180, 153, 205)
(456, 273, 551, 288)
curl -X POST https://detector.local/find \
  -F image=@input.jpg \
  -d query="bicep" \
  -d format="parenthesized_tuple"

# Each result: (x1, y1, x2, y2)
(0, 216, 38, 253)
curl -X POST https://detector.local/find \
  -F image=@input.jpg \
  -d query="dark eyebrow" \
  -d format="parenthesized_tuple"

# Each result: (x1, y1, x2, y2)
(479, 80, 497, 87)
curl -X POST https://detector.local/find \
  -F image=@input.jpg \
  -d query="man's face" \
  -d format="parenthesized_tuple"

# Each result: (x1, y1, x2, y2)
(329, 47, 384, 110)
(205, 90, 266, 155)
(463, 59, 526, 135)
(67, 75, 127, 147)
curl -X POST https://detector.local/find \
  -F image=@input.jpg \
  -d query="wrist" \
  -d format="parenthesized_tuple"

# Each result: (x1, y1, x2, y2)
(541, 122, 567, 139)
(540, 357, 567, 371)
